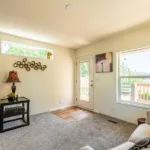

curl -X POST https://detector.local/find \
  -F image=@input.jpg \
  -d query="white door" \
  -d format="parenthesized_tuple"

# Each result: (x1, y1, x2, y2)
(76, 55, 94, 110)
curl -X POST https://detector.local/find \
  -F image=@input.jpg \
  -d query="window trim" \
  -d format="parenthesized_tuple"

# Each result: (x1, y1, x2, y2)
(117, 48, 150, 108)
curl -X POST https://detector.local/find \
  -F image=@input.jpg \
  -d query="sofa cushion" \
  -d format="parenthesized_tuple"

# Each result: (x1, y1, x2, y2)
(80, 146, 94, 150)
(129, 124, 150, 143)
(129, 137, 150, 150)
(110, 141, 134, 150)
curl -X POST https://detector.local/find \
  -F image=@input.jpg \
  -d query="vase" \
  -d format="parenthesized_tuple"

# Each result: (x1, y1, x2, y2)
(8, 97, 15, 102)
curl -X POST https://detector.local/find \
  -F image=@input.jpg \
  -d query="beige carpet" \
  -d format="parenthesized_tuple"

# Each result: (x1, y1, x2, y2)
(0, 113, 136, 150)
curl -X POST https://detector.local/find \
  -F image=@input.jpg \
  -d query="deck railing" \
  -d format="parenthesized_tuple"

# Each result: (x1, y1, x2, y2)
(136, 83, 150, 103)
(80, 77, 89, 101)
(121, 83, 150, 104)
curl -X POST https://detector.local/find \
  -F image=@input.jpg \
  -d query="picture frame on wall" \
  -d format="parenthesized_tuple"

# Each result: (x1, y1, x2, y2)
(96, 52, 113, 73)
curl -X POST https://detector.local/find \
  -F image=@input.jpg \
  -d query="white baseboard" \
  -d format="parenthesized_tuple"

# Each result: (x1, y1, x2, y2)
(76, 105, 94, 112)
(49, 104, 75, 112)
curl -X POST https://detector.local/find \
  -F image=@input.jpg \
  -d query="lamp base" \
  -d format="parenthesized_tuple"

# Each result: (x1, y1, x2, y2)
(11, 82, 16, 93)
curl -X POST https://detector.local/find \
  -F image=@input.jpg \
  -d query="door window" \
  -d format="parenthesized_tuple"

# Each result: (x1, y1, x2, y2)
(80, 61, 89, 101)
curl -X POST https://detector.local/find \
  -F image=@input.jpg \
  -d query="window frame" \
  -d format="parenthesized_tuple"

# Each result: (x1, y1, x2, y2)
(0, 40, 53, 60)
(117, 48, 150, 108)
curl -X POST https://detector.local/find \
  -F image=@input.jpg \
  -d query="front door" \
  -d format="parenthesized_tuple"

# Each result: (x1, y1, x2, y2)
(76, 55, 94, 110)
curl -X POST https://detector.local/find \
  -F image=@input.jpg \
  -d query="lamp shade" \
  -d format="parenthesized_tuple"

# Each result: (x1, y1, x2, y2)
(6, 71, 20, 83)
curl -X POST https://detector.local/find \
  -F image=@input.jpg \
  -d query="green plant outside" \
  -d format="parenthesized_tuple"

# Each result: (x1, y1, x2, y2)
(80, 62, 89, 77)
(3, 42, 49, 59)
(120, 62, 150, 101)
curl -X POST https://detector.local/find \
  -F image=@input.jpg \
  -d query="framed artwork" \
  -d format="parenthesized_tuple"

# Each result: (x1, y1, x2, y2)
(96, 52, 113, 73)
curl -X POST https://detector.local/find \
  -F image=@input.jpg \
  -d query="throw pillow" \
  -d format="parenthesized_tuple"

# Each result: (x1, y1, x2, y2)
(129, 137, 150, 150)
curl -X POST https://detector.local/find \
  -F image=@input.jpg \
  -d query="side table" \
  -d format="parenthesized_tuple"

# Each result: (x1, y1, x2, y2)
(0, 97, 30, 133)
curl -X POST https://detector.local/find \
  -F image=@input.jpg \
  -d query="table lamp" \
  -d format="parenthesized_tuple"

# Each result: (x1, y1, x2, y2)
(6, 70, 20, 93)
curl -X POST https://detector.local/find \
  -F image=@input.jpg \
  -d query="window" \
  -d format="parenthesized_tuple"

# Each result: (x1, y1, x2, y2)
(80, 61, 89, 101)
(1, 41, 53, 59)
(118, 48, 150, 107)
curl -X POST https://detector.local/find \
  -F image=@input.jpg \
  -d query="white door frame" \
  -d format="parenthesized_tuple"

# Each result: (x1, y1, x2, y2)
(75, 54, 94, 111)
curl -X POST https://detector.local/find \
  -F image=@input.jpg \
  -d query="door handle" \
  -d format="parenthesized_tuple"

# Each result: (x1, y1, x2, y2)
(91, 84, 94, 87)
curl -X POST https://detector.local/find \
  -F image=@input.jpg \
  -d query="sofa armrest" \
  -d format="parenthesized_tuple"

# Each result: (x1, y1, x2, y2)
(146, 110, 150, 125)
(129, 124, 150, 143)
(80, 146, 94, 150)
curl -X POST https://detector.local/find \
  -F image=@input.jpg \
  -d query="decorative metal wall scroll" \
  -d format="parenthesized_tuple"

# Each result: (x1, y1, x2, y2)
(13, 58, 47, 71)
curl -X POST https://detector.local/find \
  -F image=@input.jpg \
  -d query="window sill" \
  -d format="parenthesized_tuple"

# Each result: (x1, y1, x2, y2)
(117, 101, 150, 109)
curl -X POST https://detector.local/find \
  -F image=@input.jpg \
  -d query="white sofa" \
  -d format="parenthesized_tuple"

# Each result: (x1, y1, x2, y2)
(111, 123, 150, 150)
(80, 111, 150, 150)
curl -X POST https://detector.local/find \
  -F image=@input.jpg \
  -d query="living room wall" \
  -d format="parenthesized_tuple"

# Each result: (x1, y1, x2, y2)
(0, 33, 75, 115)
(76, 23, 150, 124)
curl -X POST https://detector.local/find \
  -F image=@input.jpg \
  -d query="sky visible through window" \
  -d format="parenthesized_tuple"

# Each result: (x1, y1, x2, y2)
(120, 49, 150, 76)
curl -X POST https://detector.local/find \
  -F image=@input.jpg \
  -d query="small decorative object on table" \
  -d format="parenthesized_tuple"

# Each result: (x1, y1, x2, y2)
(137, 118, 146, 125)
(7, 93, 19, 102)
(7, 93, 16, 102)
(16, 95, 18, 101)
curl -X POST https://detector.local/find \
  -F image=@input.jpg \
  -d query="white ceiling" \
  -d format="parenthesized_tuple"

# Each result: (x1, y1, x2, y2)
(0, 0, 150, 49)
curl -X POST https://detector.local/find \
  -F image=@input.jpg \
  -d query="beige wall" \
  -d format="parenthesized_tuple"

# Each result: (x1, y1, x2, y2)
(76, 24, 150, 124)
(0, 33, 75, 115)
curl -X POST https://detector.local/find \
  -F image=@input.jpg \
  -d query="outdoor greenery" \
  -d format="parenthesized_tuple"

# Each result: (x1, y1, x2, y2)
(120, 63, 144, 85)
(2, 42, 49, 59)
(80, 62, 89, 77)
(120, 62, 150, 101)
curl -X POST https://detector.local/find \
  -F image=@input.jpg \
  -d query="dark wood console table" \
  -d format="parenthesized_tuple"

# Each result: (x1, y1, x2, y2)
(0, 97, 30, 133)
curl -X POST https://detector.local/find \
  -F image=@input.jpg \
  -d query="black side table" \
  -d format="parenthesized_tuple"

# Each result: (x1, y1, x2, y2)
(0, 97, 30, 133)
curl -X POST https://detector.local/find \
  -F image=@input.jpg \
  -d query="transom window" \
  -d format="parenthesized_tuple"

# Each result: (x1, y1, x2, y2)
(118, 48, 150, 107)
(1, 41, 53, 59)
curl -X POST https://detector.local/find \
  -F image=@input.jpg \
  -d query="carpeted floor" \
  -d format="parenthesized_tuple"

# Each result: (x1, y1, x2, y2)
(0, 113, 136, 150)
